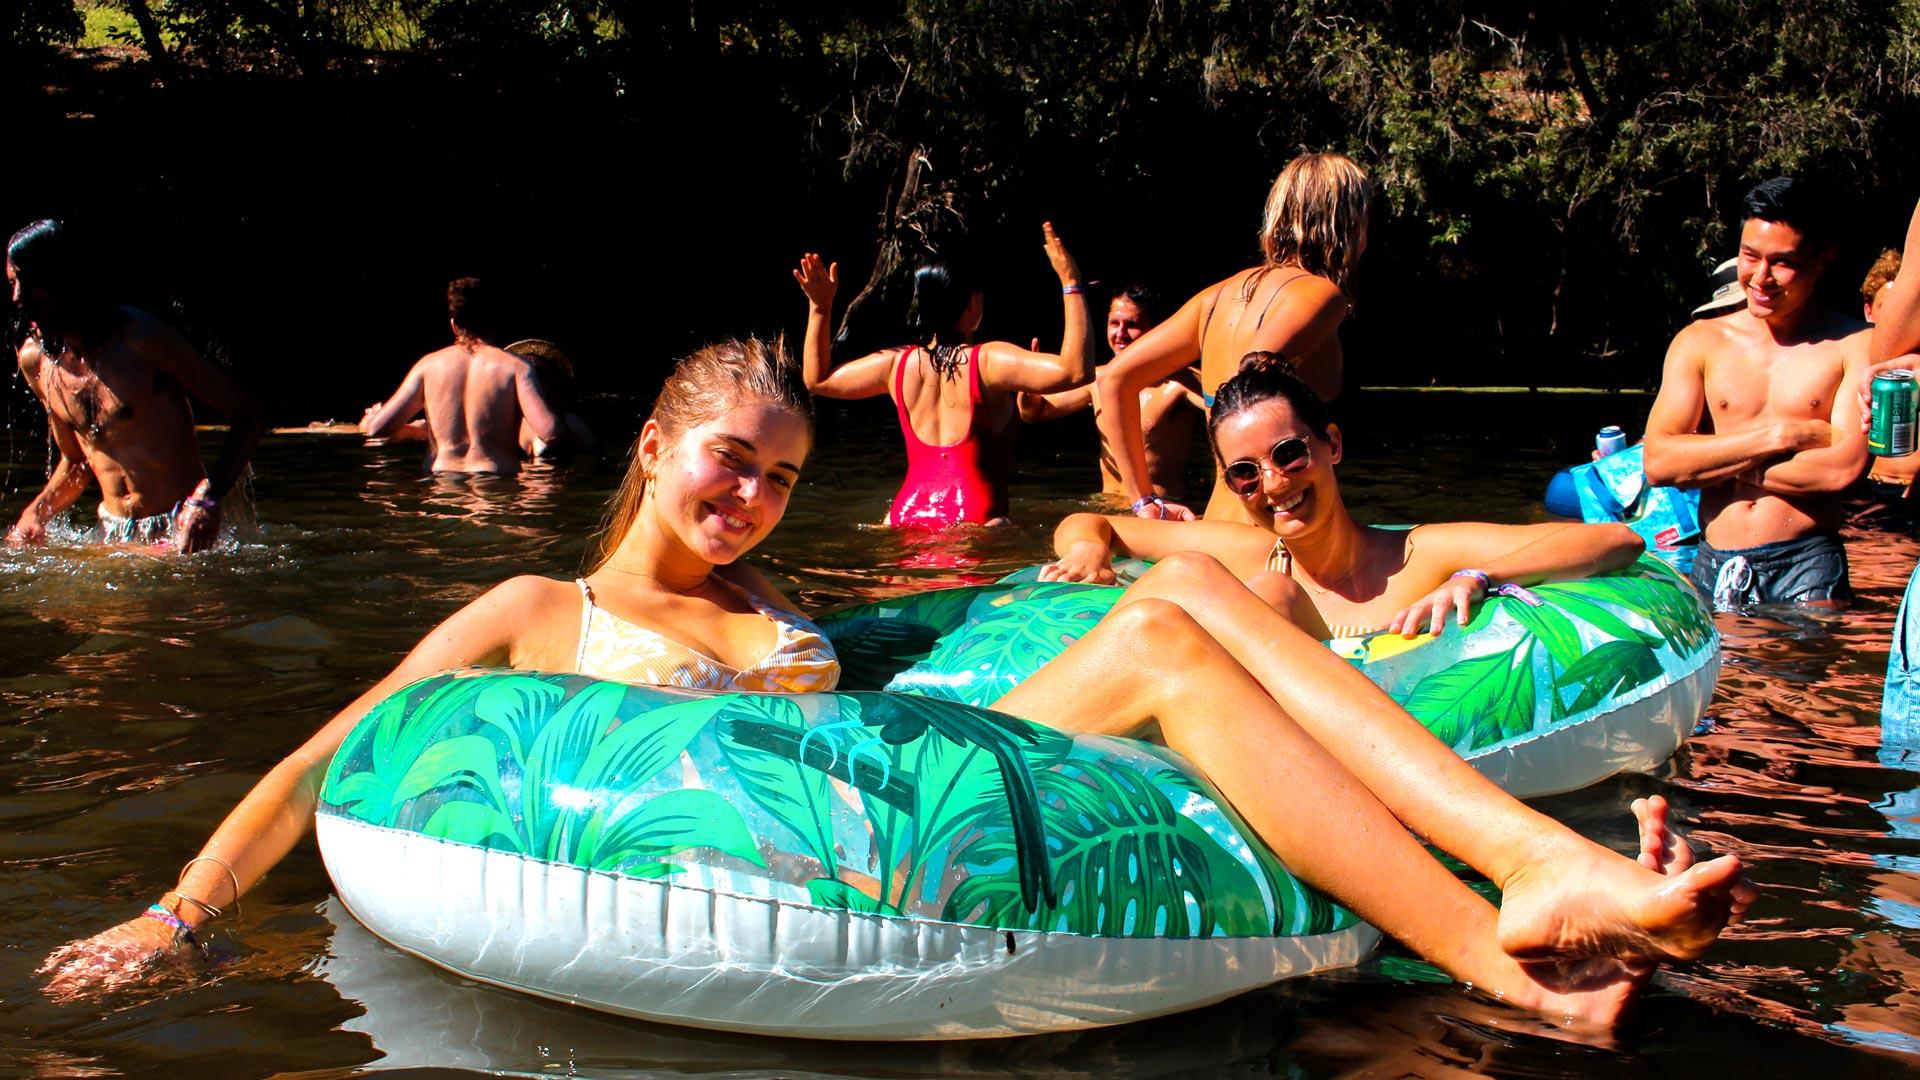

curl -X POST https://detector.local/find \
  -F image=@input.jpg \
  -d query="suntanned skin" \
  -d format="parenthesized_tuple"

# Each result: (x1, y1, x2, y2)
(1863, 281, 1920, 494)
(1019, 296, 1207, 498)
(1642, 218, 1871, 559)
(361, 322, 563, 475)
(1860, 199, 1920, 477)
(1098, 264, 1353, 524)
(6, 262, 265, 554)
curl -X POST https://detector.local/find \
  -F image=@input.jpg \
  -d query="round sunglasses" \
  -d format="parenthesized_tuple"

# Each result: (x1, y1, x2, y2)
(1223, 437, 1313, 494)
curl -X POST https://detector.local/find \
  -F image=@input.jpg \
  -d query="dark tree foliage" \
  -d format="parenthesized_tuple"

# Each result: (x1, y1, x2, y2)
(10, 1, 1920, 394)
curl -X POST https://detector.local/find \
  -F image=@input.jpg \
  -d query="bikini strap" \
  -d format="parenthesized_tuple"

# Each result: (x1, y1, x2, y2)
(573, 578, 596, 671)
(1251, 270, 1313, 331)
(967, 344, 985, 405)
(1197, 281, 1232, 357)
(1265, 538, 1292, 576)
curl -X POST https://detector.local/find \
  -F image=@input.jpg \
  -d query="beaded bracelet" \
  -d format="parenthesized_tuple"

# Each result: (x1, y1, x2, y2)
(1131, 494, 1166, 516)
(1062, 284, 1089, 295)
(1449, 569, 1492, 592)
(184, 496, 219, 511)
(142, 903, 198, 945)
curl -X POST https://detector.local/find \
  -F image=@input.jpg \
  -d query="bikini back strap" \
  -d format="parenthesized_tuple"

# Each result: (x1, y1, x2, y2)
(573, 578, 596, 670)
(967, 344, 985, 404)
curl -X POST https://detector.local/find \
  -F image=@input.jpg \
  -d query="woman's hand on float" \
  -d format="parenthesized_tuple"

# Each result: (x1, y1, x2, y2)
(1389, 573, 1486, 637)
(37, 911, 186, 1001)
(793, 253, 838, 310)
(1038, 540, 1118, 584)
(1041, 222, 1083, 287)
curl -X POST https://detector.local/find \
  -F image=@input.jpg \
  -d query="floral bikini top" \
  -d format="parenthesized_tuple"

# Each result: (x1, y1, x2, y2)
(573, 578, 841, 694)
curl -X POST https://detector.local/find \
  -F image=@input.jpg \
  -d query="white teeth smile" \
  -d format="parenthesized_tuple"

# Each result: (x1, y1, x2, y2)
(1273, 490, 1306, 513)
(713, 505, 752, 530)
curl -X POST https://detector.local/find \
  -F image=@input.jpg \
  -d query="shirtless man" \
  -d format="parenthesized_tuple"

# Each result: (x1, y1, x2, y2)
(360, 277, 563, 474)
(1019, 285, 1206, 499)
(5, 220, 264, 554)
(1643, 177, 1870, 608)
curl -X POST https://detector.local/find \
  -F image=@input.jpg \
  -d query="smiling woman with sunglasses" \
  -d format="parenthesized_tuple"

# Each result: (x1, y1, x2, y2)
(1041, 353, 1646, 638)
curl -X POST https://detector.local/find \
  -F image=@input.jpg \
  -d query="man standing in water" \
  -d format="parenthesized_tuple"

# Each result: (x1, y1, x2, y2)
(360, 277, 564, 474)
(1019, 284, 1206, 499)
(5, 220, 265, 554)
(1643, 177, 1871, 608)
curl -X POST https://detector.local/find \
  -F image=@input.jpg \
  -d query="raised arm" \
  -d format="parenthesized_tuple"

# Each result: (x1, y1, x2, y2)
(1860, 199, 1920, 428)
(37, 576, 557, 1000)
(792, 252, 893, 400)
(1388, 522, 1645, 637)
(1746, 337, 1870, 495)
(1641, 326, 1830, 487)
(978, 223, 1093, 394)
(1873, 198, 1920, 363)
(1095, 288, 1209, 515)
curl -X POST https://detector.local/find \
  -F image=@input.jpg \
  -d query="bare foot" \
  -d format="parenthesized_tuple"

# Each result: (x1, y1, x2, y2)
(1479, 952, 1654, 1032)
(1633, 794, 1695, 873)
(1496, 812, 1759, 963)
(1633, 793, 1757, 927)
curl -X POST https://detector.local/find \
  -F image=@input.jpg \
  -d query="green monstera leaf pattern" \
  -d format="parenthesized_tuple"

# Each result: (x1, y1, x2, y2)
(325, 557, 1704, 948)
(322, 669, 1349, 941)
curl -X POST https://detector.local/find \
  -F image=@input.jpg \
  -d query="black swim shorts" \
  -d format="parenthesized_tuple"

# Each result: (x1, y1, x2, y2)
(1688, 532, 1851, 609)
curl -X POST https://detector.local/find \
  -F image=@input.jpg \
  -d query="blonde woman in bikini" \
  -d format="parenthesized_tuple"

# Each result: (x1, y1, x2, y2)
(1043, 354, 1646, 640)
(46, 341, 1745, 1031)
(1096, 152, 1369, 525)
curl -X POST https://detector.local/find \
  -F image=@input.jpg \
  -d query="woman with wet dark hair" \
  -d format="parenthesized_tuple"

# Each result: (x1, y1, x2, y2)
(793, 223, 1093, 527)
(1043, 352, 1644, 639)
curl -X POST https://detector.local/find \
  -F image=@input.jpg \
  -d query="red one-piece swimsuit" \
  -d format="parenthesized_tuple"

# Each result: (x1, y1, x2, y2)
(886, 344, 1018, 528)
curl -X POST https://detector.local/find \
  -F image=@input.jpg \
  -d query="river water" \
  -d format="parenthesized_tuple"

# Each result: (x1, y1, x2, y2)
(2, 397, 1917, 1078)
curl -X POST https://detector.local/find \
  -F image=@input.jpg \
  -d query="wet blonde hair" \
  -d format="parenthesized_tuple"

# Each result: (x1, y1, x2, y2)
(1254, 152, 1371, 295)
(589, 336, 813, 571)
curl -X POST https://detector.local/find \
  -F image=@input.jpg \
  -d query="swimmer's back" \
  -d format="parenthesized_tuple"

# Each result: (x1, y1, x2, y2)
(419, 343, 542, 474)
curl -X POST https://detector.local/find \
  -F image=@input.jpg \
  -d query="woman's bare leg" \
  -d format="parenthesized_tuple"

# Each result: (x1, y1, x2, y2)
(1087, 553, 1756, 962)
(990, 598, 1648, 1028)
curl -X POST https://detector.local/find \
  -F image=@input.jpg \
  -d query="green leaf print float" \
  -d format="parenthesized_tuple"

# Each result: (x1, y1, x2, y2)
(321, 669, 1344, 939)
(817, 553, 1719, 793)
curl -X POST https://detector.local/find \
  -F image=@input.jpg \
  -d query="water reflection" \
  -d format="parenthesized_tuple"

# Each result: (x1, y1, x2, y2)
(7, 418, 1920, 1075)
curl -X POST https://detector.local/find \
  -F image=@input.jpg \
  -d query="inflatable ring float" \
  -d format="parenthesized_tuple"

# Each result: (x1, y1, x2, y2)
(317, 554, 1715, 1038)
(831, 553, 1719, 798)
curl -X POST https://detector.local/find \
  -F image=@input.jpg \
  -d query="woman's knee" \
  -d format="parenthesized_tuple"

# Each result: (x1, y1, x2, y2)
(1247, 571, 1303, 620)
(1102, 597, 1223, 674)
(1139, 549, 1237, 591)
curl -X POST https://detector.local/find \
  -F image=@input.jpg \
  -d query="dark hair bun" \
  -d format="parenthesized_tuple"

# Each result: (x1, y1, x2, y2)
(1238, 350, 1297, 376)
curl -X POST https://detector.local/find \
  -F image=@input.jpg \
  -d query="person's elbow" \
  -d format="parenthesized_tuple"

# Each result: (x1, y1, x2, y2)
(1639, 437, 1684, 487)
(529, 410, 564, 444)
(1598, 524, 1644, 569)
(1094, 361, 1140, 403)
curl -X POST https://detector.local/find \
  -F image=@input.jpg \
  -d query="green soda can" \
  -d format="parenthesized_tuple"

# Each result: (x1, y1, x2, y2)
(1871, 369, 1918, 457)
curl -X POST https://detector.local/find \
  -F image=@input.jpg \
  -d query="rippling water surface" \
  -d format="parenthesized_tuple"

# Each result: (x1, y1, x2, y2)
(3, 397, 1919, 1077)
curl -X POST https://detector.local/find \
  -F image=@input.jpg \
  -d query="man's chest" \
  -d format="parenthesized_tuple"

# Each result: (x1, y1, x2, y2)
(1703, 352, 1842, 424)
(39, 345, 151, 439)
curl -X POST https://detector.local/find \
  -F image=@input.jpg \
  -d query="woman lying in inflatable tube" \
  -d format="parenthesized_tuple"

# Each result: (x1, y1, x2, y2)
(41, 337, 1753, 1031)
(1041, 352, 1649, 641)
